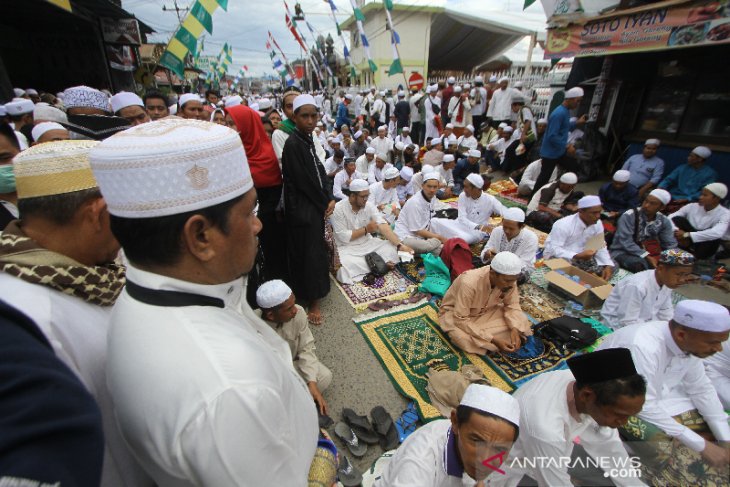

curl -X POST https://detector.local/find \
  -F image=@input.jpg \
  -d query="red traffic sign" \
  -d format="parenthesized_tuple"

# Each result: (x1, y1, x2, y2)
(408, 72, 424, 91)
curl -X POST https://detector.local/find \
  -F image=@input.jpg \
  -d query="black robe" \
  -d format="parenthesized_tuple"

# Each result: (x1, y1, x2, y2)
(281, 129, 334, 302)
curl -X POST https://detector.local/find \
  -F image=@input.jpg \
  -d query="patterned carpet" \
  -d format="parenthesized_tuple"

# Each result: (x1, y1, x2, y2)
(354, 301, 612, 422)
(331, 271, 417, 312)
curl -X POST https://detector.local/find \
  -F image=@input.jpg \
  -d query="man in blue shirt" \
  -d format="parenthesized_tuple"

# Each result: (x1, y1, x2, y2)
(531, 87, 585, 197)
(599, 169, 639, 216)
(622, 138, 664, 199)
(659, 146, 717, 203)
(335, 94, 352, 131)
(452, 149, 482, 194)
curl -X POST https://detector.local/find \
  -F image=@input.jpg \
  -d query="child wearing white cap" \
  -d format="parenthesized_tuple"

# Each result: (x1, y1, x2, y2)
(598, 300, 730, 485)
(375, 384, 519, 486)
(668, 182, 730, 259)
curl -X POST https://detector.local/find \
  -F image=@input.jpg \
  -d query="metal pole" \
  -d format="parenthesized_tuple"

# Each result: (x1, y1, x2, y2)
(524, 32, 536, 77)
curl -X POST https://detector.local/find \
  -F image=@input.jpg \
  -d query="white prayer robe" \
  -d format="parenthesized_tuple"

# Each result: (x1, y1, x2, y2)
(374, 420, 479, 487)
(495, 370, 645, 487)
(331, 199, 399, 284)
(333, 169, 367, 200)
(425, 95, 442, 140)
(323, 156, 342, 176)
(106, 265, 318, 486)
(369, 181, 401, 224)
(438, 165, 455, 188)
(520, 160, 557, 192)
(395, 134, 413, 147)
(0, 273, 153, 487)
(487, 137, 510, 165)
(368, 162, 395, 184)
(600, 269, 673, 330)
(705, 346, 730, 409)
(430, 192, 505, 244)
(354, 94, 363, 117)
(370, 136, 394, 161)
(597, 321, 730, 452)
(398, 182, 414, 203)
(456, 134, 478, 151)
(395, 190, 439, 240)
(371, 98, 386, 124)
(447, 96, 472, 128)
(669, 202, 730, 243)
(409, 94, 423, 124)
(355, 154, 373, 174)
(481, 226, 539, 273)
(470, 86, 488, 116)
(486, 87, 515, 121)
(544, 213, 613, 267)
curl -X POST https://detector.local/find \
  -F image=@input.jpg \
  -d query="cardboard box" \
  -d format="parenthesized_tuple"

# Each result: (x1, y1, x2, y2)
(543, 258, 613, 309)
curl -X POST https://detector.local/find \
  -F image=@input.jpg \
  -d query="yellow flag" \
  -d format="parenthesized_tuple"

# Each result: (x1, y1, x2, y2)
(46, 0, 72, 12)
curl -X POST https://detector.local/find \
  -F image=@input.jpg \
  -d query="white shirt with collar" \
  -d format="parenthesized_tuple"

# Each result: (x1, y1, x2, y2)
(669, 202, 730, 243)
(430, 191, 504, 245)
(496, 370, 645, 487)
(597, 321, 730, 452)
(333, 169, 366, 200)
(369, 136, 394, 160)
(395, 190, 438, 240)
(368, 163, 395, 184)
(600, 269, 674, 329)
(544, 213, 614, 267)
(456, 134, 478, 151)
(486, 87, 515, 121)
(106, 265, 318, 487)
(374, 419, 477, 487)
(704, 346, 730, 409)
(482, 226, 539, 273)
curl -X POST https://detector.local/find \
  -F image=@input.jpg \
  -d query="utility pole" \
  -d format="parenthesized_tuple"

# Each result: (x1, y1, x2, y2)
(162, 0, 189, 26)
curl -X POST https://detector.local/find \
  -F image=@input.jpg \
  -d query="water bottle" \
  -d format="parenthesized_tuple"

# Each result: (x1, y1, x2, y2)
(563, 301, 578, 317)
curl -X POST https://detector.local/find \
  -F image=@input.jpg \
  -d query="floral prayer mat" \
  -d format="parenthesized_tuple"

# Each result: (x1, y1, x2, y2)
(332, 271, 417, 312)
(620, 411, 730, 486)
(495, 193, 528, 211)
(396, 259, 426, 285)
(354, 301, 612, 422)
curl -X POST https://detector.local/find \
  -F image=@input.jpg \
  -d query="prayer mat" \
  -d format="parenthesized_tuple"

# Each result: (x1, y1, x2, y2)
(353, 302, 612, 422)
(620, 411, 729, 486)
(396, 259, 426, 285)
(332, 271, 417, 312)
(354, 302, 514, 422)
(495, 194, 528, 211)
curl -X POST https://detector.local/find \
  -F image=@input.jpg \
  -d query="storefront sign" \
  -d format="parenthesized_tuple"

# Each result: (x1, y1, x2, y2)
(545, 2, 730, 58)
(101, 18, 142, 45)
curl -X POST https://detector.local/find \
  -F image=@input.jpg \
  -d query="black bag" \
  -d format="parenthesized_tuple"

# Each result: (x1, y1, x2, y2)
(365, 251, 389, 276)
(431, 100, 441, 115)
(534, 316, 598, 350)
(433, 208, 458, 220)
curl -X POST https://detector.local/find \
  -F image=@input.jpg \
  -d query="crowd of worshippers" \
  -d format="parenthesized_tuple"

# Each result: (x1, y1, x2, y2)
(0, 81, 729, 487)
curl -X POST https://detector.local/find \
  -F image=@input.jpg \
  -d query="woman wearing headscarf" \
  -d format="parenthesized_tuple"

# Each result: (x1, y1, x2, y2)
(210, 108, 225, 125)
(224, 105, 287, 284)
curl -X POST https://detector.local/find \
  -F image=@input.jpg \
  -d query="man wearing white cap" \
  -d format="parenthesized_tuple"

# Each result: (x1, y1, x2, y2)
(409, 88, 424, 145)
(436, 154, 457, 199)
(622, 139, 665, 199)
(431, 173, 504, 245)
(33, 102, 68, 125)
(368, 152, 394, 185)
(398, 166, 414, 204)
(452, 149, 482, 194)
(31, 122, 69, 145)
(424, 84, 442, 141)
(335, 93, 351, 130)
(360, 86, 376, 126)
(332, 178, 412, 284)
(598, 300, 730, 482)
(610, 188, 677, 272)
(349, 129, 368, 159)
(658, 146, 717, 202)
(395, 125, 413, 147)
(177, 93, 204, 120)
(1, 141, 151, 486)
(601, 249, 693, 330)
(456, 124, 478, 155)
(598, 169, 639, 218)
(525, 172, 581, 232)
(497, 349, 646, 487)
(282, 94, 336, 326)
(333, 157, 367, 201)
(469, 76, 488, 133)
(5, 98, 35, 136)
(440, 77, 456, 125)
(110, 92, 150, 126)
(486, 125, 513, 171)
(669, 182, 730, 259)
(423, 137, 444, 167)
(447, 86, 472, 136)
(441, 123, 457, 145)
(395, 173, 446, 255)
(255, 279, 332, 415)
(375, 384, 520, 486)
(91, 118, 318, 485)
(486, 76, 513, 126)
(369, 166, 402, 222)
(0, 123, 21, 230)
(544, 194, 614, 280)
(272, 86, 327, 168)
(356, 146, 376, 174)
(369, 125, 393, 164)
(63, 86, 110, 116)
(440, 251, 531, 354)
(531, 86, 585, 198)
(393, 90, 410, 132)
(369, 91, 386, 127)
(482, 208, 539, 280)
(517, 159, 558, 196)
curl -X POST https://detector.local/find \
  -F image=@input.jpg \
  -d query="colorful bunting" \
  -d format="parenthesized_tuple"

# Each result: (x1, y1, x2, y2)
(383, 0, 403, 76)
(348, 0, 376, 74)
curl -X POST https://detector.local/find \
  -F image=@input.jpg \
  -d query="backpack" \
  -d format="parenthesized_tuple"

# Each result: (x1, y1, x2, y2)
(534, 316, 598, 350)
(365, 251, 389, 276)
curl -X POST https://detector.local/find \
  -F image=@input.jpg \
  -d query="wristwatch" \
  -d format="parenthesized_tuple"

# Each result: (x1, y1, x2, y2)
(683, 232, 691, 239)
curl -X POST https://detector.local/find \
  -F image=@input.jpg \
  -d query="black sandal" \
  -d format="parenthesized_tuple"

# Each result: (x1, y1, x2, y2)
(342, 408, 379, 445)
(371, 406, 400, 450)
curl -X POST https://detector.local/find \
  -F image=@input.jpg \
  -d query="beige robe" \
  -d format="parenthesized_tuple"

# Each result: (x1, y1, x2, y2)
(438, 266, 531, 354)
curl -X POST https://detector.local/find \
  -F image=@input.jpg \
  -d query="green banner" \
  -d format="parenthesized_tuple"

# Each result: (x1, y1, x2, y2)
(160, 51, 185, 79)
(191, 1, 214, 34)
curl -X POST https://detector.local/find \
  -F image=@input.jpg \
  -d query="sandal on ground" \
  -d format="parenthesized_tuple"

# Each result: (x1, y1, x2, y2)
(394, 402, 420, 443)
(337, 455, 363, 487)
(367, 299, 393, 312)
(334, 422, 367, 458)
(318, 412, 334, 429)
(342, 408, 380, 445)
(370, 406, 400, 451)
(307, 309, 323, 326)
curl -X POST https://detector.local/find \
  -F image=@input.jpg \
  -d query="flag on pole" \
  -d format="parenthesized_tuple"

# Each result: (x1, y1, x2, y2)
(348, 0, 376, 74)
(383, 0, 403, 75)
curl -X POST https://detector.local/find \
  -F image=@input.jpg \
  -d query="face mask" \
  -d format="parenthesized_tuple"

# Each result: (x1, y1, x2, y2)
(0, 165, 15, 194)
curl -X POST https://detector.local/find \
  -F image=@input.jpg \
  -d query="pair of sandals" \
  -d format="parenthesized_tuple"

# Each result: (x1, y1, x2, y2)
(367, 291, 430, 312)
(334, 407, 400, 458)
